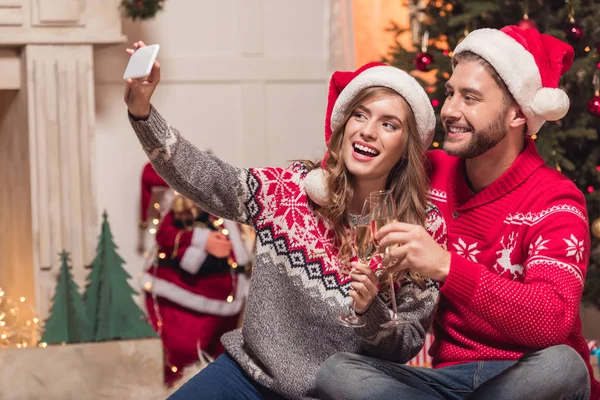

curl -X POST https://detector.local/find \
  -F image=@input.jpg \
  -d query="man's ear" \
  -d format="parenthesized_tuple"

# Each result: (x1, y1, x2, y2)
(508, 106, 527, 129)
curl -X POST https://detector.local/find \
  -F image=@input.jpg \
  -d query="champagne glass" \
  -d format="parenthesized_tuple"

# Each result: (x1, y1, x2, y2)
(369, 190, 411, 328)
(336, 199, 374, 328)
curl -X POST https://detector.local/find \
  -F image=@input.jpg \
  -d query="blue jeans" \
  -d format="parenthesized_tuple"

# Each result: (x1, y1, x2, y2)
(168, 353, 284, 400)
(316, 345, 591, 400)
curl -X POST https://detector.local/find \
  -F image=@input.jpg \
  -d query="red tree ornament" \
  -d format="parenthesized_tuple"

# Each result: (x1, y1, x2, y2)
(415, 52, 434, 71)
(565, 22, 584, 42)
(588, 95, 600, 116)
(517, 15, 537, 30)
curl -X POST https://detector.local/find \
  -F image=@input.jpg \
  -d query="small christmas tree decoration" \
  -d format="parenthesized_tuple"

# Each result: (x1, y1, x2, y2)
(592, 218, 600, 239)
(40, 251, 93, 345)
(415, 52, 434, 71)
(517, 12, 537, 30)
(589, 71, 600, 116)
(84, 211, 158, 341)
(566, 22, 584, 42)
(408, 0, 428, 46)
(414, 31, 434, 72)
(564, 1, 584, 43)
(588, 95, 600, 116)
(120, 0, 164, 21)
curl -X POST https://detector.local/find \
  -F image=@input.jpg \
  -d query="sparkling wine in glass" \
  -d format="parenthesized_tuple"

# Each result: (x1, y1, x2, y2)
(336, 199, 373, 328)
(369, 190, 411, 328)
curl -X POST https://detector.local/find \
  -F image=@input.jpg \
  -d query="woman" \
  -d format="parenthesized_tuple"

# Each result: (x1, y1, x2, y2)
(125, 41, 442, 400)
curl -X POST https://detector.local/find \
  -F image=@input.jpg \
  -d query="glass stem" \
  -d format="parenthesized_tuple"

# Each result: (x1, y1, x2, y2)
(388, 273, 399, 319)
(348, 300, 358, 319)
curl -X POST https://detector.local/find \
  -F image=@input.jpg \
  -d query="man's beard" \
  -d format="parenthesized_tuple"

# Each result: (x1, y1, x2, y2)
(443, 110, 507, 159)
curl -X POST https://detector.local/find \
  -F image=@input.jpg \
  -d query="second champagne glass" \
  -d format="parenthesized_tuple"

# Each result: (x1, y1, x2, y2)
(369, 190, 411, 328)
(337, 199, 374, 327)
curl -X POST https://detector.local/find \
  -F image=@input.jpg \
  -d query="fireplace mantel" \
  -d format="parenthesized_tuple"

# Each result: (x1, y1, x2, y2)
(0, 0, 125, 45)
(0, 0, 124, 318)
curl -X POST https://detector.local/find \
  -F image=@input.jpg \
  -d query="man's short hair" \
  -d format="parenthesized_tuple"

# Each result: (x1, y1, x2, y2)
(452, 51, 515, 106)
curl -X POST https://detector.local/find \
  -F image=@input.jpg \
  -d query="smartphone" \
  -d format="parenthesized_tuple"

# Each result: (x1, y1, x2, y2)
(123, 44, 160, 80)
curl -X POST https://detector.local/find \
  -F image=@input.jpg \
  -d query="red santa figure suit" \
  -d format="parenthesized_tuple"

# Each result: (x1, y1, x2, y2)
(139, 163, 251, 383)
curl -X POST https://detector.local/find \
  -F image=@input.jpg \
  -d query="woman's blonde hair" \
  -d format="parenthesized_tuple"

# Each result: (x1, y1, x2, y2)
(303, 86, 429, 265)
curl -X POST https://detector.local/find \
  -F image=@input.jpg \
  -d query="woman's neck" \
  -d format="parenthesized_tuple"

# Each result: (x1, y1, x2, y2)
(348, 177, 387, 214)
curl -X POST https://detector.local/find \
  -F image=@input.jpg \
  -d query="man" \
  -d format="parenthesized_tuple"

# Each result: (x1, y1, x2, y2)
(316, 26, 599, 400)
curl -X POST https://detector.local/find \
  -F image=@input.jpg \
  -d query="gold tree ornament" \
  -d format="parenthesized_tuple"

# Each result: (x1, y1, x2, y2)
(591, 217, 600, 239)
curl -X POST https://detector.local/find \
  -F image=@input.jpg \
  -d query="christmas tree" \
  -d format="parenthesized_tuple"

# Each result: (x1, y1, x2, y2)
(386, 0, 600, 308)
(83, 211, 157, 341)
(40, 250, 93, 344)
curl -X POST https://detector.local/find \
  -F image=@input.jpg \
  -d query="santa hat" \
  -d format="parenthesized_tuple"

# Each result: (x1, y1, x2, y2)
(140, 162, 169, 228)
(453, 25, 574, 135)
(305, 62, 436, 205)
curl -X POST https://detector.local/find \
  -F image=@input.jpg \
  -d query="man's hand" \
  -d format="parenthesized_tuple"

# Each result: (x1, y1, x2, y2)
(124, 41, 160, 119)
(349, 261, 380, 314)
(205, 231, 233, 258)
(376, 222, 451, 282)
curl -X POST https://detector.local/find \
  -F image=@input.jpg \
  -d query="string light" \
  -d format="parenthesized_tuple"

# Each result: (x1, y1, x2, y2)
(585, 47, 591, 52)
(0, 289, 42, 349)
(141, 195, 251, 376)
(432, 142, 439, 148)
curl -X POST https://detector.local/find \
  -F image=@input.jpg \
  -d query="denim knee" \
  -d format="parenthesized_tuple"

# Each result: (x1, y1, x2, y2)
(539, 345, 590, 392)
(317, 353, 355, 384)
(316, 353, 364, 399)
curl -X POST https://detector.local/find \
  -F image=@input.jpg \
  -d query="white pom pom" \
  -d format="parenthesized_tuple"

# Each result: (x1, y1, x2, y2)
(304, 169, 330, 206)
(531, 87, 570, 121)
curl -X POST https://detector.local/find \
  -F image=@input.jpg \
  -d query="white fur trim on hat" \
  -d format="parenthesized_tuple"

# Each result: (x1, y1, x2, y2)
(330, 66, 436, 147)
(454, 28, 559, 135)
(304, 169, 329, 206)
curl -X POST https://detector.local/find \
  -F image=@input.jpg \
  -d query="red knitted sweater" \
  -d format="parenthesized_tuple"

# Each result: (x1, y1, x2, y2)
(427, 138, 599, 398)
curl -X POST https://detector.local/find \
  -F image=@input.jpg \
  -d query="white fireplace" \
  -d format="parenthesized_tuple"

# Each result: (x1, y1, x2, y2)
(0, 0, 124, 317)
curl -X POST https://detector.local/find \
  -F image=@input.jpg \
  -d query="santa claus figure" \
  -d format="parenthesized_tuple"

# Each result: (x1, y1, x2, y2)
(139, 163, 251, 384)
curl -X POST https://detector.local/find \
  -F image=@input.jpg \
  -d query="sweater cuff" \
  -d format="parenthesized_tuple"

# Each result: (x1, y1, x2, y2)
(355, 297, 391, 338)
(128, 104, 173, 152)
(440, 252, 481, 307)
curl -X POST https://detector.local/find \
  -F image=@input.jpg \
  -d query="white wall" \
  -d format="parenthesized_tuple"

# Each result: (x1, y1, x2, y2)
(93, 0, 331, 297)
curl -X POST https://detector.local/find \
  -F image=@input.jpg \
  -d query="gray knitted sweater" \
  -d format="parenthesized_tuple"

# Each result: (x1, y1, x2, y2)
(130, 106, 442, 400)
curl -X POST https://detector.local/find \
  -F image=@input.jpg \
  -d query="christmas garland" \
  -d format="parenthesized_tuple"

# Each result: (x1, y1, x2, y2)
(121, 0, 165, 21)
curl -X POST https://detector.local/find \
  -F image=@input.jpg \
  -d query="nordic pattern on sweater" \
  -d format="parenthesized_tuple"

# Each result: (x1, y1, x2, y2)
(130, 106, 441, 400)
(426, 138, 600, 399)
